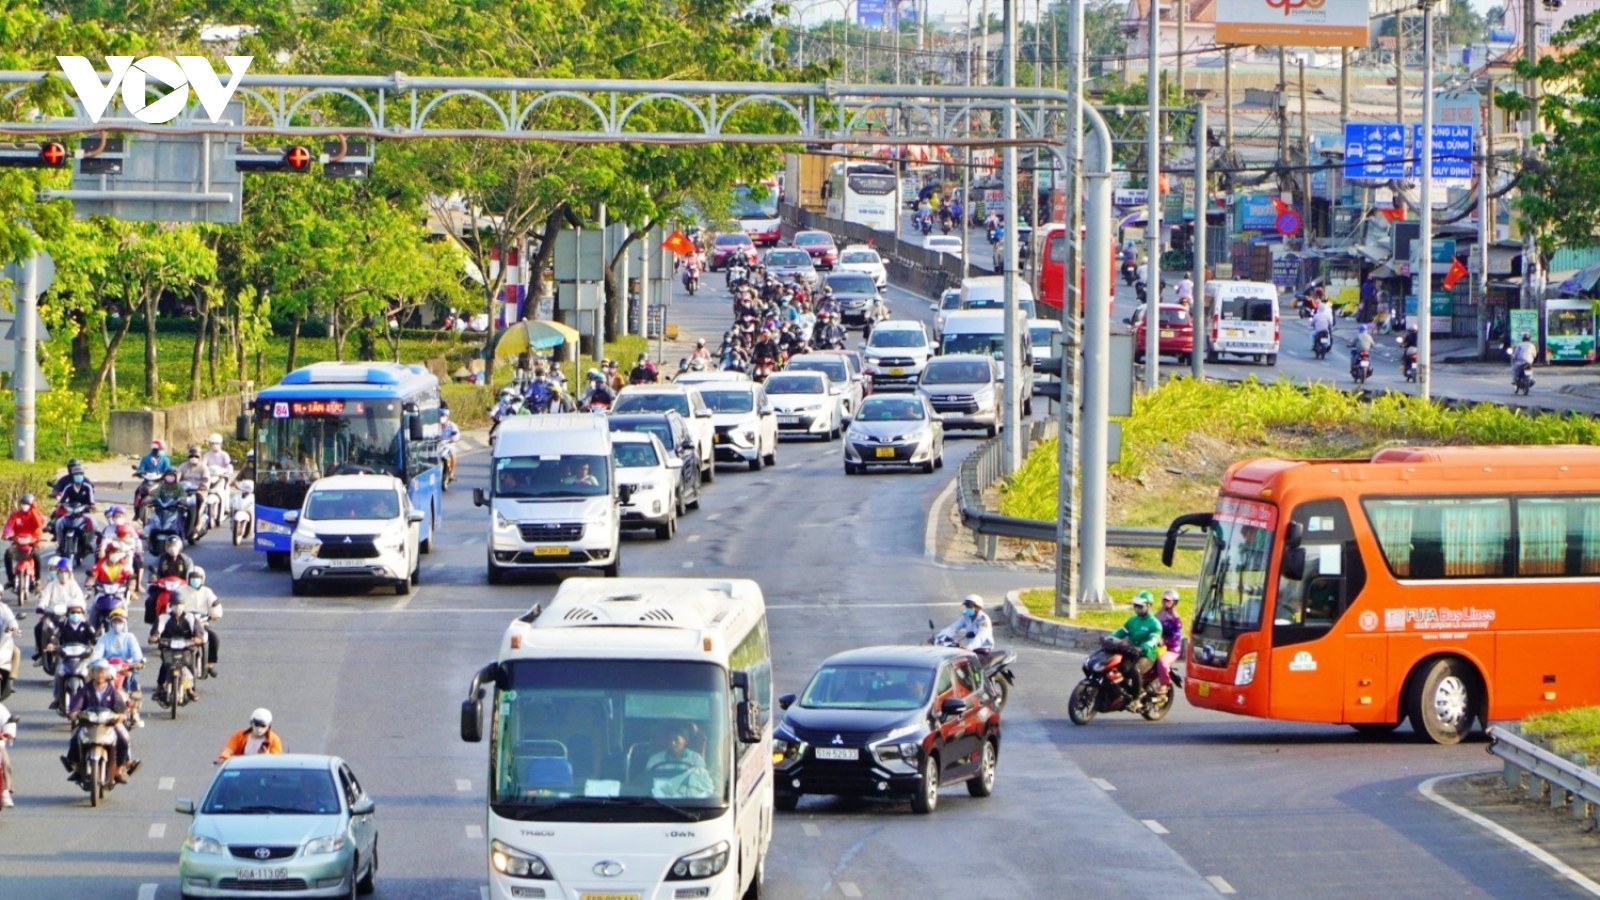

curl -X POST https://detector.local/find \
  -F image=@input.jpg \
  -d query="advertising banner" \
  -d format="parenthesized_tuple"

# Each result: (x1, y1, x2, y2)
(1215, 0, 1371, 48)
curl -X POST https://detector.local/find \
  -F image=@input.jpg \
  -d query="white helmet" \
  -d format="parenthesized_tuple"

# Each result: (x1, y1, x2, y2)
(208, 432, 223, 445)
(250, 708, 272, 728)
(962, 594, 984, 610)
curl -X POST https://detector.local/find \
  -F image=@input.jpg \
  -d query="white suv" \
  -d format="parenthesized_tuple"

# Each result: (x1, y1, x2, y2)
(861, 320, 932, 390)
(286, 474, 422, 596)
(612, 384, 717, 482)
(698, 382, 779, 471)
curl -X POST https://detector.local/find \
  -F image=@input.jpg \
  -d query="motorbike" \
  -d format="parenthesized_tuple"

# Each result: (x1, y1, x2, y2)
(89, 581, 130, 634)
(0, 625, 17, 700)
(726, 264, 748, 291)
(155, 635, 200, 719)
(683, 269, 700, 296)
(107, 656, 143, 727)
(751, 356, 776, 383)
(928, 621, 1018, 712)
(183, 482, 210, 545)
(54, 642, 92, 717)
(150, 574, 188, 626)
(489, 395, 527, 442)
(1401, 342, 1419, 383)
(1312, 329, 1332, 360)
(9, 532, 39, 603)
(1350, 349, 1372, 385)
(1067, 636, 1177, 725)
(199, 467, 231, 539)
(1121, 260, 1139, 286)
(36, 600, 64, 679)
(131, 472, 162, 522)
(439, 441, 457, 492)
(1134, 280, 1148, 305)
(53, 503, 95, 568)
(0, 710, 15, 810)
(231, 479, 254, 546)
(144, 494, 189, 556)
(70, 707, 124, 805)
(1514, 361, 1536, 396)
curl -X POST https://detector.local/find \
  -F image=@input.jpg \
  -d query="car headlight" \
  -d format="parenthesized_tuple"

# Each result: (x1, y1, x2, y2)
(491, 838, 553, 880)
(742, 429, 756, 443)
(494, 510, 516, 531)
(1235, 652, 1258, 687)
(845, 429, 865, 442)
(666, 841, 731, 880)
(184, 834, 226, 856)
(772, 736, 808, 766)
(895, 427, 930, 443)
(377, 529, 406, 552)
(292, 537, 320, 556)
(304, 834, 347, 856)
(800, 401, 825, 412)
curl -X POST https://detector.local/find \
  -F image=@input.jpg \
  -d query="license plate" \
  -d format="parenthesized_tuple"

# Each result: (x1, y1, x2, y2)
(1196, 681, 1211, 697)
(533, 546, 569, 557)
(581, 895, 640, 900)
(236, 867, 288, 881)
(875, 447, 896, 458)
(713, 433, 722, 443)
(328, 558, 365, 568)
(890, 367, 905, 376)
(1160, 330, 1175, 338)
(1223, 329, 1239, 338)
(815, 747, 859, 760)
(779, 416, 800, 425)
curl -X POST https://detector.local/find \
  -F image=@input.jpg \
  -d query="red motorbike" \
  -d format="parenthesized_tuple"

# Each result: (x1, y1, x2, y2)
(8, 532, 39, 602)
(751, 356, 776, 383)
(151, 575, 186, 620)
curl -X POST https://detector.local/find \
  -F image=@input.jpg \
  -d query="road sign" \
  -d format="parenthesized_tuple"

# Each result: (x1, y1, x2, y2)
(1276, 211, 1302, 236)
(1412, 124, 1475, 186)
(1342, 123, 1406, 182)
(1, 252, 54, 297)
(54, 105, 245, 224)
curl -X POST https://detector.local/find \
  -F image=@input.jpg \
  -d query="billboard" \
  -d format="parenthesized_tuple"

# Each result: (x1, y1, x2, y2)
(1215, 0, 1371, 48)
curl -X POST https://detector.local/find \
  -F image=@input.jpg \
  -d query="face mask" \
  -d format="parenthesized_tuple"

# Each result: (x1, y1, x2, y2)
(111, 621, 127, 634)
(72, 475, 83, 483)
(189, 578, 202, 588)
(67, 613, 84, 624)
(964, 608, 977, 618)
(20, 504, 30, 511)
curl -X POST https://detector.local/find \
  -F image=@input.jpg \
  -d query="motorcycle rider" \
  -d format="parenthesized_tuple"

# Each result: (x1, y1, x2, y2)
(202, 433, 235, 480)
(628, 352, 658, 385)
(47, 598, 97, 710)
(490, 387, 524, 423)
(216, 708, 284, 763)
(753, 330, 781, 368)
(1154, 589, 1183, 696)
(176, 445, 207, 487)
(1350, 323, 1375, 369)
(50, 460, 96, 551)
(147, 536, 194, 642)
(1110, 591, 1164, 696)
(580, 369, 615, 411)
(1512, 332, 1538, 383)
(63, 658, 139, 784)
(936, 595, 995, 652)
(85, 545, 137, 631)
(148, 468, 190, 543)
(1310, 298, 1334, 349)
(0, 697, 14, 807)
(136, 440, 171, 476)
(182, 566, 221, 677)
(689, 339, 712, 364)
(91, 606, 144, 728)
(4, 492, 45, 596)
(152, 591, 207, 705)
(34, 558, 84, 664)
(523, 369, 555, 414)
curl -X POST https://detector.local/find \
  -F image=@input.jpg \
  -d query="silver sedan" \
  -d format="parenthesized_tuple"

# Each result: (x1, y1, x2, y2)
(843, 393, 945, 475)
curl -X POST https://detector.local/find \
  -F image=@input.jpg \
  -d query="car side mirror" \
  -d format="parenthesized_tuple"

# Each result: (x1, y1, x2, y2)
(618, 484, 635, 503)
(695, 408, 713, 418)
(350, 796, 376, 816)
(778, 692, 796, 710)
(282, 511, 299, 524)
(940, 698, 967, 718)
(407, 510, 425, 524)
(759, 405, 774, 417)
(473, 487, 487, 508)
(175, 798, 195, 815)
(1122, 317, 1132, 325)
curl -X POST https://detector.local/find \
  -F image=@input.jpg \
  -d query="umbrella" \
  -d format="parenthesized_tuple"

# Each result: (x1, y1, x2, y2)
(1558, 263, 1600, 297)
(489, 319, 580, 358)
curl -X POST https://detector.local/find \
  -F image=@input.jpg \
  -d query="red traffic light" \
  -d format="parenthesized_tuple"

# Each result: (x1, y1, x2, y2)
(38, 142, 67, 167)
(284, 145, 312, 172)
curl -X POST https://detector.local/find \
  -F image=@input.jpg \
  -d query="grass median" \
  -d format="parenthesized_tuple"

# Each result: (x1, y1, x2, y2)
(1017, 586, 1194, 631)
(1521, 708, 1600, 763)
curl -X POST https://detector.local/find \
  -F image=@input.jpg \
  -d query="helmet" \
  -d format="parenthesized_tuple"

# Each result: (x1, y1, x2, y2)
(106, 505, 123, 518)
(189, 566, 206, 583)
(68, 461, 84, 475)
(53, 556, 72, 572)
(66, 599, 86, 612)
(90, 659, 115, 675)
(696, 338, 706, 347)
(208, 433, 223, 445)
(1132, 590, 1153, 609)
(1160, 588, 1180, 603)
(164, 536, 184, 553)
(1523, 333, 1533, 342)
(638, 352, 649, 362)
(151, 439, 165, 450)
(587, 369, 602, 381)
(116, 523, 133, 539)
(1357, 324, 1367, 333)
(187, 445, 201, 459)
(18, 492, 33, 507)
(108, 606, 128, 620)
(250, 708, 273, 728)
(962, 594, 984, 610)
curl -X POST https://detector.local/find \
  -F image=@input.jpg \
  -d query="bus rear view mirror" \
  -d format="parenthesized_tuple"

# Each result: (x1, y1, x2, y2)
(1285, 521, 1305, 548)
(409, 414, 425, 442)
(736, 700, 761, 744)
(1281, 547, 1307, 582)
(235, 413, 249, 442)
(473, 488, 487, 508)
(461, 661, 500, 743)
(1162, 512, 1214, 568)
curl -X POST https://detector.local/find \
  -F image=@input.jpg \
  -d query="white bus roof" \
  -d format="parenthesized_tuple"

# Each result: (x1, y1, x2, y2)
(493, 414, 612, 457)
(500, 577, 766, 663)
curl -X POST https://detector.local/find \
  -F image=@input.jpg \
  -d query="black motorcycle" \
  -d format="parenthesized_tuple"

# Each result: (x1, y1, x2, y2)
(144, 494, 190, 555)
(1312, 329, 1332, 360)
(1513, 361, 1535, 396)
(1350, 349, 1372, 385)
(1067, 636, 1177, 725)
(928, 620, 1018, 712)
(53, 503, 95, 567)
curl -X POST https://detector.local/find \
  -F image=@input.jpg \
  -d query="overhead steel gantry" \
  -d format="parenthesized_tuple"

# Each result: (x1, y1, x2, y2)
(0, 70, 1118, 608)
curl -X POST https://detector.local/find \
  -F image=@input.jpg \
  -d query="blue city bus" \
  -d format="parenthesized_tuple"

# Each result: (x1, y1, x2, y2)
(243, 362, 443, 569)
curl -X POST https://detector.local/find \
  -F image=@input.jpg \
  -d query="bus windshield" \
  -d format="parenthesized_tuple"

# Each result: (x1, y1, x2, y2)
(491, 659, 731, 822)
(732, 186, 777, 220)
(1193, 497, 1277, 636)
(256, 402, 404, 508)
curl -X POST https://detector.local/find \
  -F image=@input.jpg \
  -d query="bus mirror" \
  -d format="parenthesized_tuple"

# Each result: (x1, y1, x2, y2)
(1162, 512, 1213, 568)
(1285, 521, 1305, 549)
(461, 696, 483, 743)
(1281, 547, 1307, 582)
(473, 488, 487, 508)
(736, 700, 761, 744)
(234, 413, 249, 442)
(409, 414, 425, 442)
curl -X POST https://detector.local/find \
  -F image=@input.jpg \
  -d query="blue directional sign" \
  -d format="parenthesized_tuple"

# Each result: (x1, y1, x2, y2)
(1412, 124, 1476, 184)
(1343, 123, 1407, 182)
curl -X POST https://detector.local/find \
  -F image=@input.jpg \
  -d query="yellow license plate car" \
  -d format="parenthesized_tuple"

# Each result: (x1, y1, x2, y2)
(875, 447, 896, 458)
(533, 546, 568, 557)
(1160, 329, 1175, 338)
(890, 367, 905, 376)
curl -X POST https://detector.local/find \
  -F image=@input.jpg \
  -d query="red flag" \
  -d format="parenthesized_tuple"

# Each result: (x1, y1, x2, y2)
(1443, 257, 1469, 290)
(1270, 197, 1290, 217)
(661, 230, 695, 256)
(1380, 206, 1406, 223)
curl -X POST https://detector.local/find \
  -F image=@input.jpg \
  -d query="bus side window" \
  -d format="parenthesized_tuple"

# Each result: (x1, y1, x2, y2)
(1274, 499, 1366, 647)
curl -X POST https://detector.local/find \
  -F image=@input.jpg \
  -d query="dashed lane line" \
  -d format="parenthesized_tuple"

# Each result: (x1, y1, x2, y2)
(838, 883, 863, 898)
(1419, 774, 1600, 897)
(158, 776, 174, 791)
(682, 561, 694, 568)
(224, 563, 243, 573)
(1142, 819, 1169, 835)
(148, 822, 166, 839)
(137, 885, 158, 900)
(1090, 778, 1116, 791)
(801, 823, 821, 837)
(457, 779, 472, 791)
(465, 824, 483, 839)
(686, 534, 702, 543)
(1206, 876, 1237, 895)
(706, 512, 722, 521)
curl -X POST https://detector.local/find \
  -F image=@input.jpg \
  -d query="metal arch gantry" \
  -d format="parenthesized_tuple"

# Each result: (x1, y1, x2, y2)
(0, 69, 1118, 607)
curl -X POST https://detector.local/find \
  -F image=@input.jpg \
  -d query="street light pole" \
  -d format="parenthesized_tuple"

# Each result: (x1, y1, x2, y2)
(1000, 0, 1022, 474)
(1143, 0, 1161, 390)
(1419, 0, 1436, 400)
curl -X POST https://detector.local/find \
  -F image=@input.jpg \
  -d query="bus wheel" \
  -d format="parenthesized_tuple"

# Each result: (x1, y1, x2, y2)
(1407, 658, 1477, 745)
(266, 551, 289, 571)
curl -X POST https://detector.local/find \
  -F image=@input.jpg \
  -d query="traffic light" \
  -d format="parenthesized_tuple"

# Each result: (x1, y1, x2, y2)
(77, 137, 124, 176)
(234, 145, 314, 173)
(321, 140, 371, 179)
(0, 142, 69, 169)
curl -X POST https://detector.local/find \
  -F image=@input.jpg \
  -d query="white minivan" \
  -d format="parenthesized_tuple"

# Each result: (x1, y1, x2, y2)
(938, 309, 1035, 412)
(1204, 280, 1281, 365)
(474, 414, 630, 582)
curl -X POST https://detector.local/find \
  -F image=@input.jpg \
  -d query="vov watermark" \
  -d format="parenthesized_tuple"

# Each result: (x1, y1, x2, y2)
(57, 56, 252, 125)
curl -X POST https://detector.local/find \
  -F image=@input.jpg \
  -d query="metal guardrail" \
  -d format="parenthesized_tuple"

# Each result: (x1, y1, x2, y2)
(1487, 725, 1600, 827)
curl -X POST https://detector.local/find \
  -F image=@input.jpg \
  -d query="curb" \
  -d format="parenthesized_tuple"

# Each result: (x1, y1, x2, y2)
(1001, 588, 1112, 651)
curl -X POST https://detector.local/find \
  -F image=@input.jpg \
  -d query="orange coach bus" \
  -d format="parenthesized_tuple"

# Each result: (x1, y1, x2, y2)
(1161, 445, 1600, 744)
(1035, 224, 1116, 315)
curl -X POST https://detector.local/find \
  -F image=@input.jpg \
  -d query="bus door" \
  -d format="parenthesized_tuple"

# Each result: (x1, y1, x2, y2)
(1269, 499, 1369, 723)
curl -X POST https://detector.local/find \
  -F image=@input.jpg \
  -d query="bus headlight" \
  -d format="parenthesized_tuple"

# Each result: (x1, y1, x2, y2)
(258, 519, 292, 536)
(666, 841, 730, 880)
(1234, 652, 1258, 687)
(491, 839, 553, 880)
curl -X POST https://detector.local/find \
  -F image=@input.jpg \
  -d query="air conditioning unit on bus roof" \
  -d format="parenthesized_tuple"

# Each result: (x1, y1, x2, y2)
(282, 362, 428, 385)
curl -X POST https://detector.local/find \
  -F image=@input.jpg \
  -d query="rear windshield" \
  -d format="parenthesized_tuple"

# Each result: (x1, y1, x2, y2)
(765, 374, 824, 394)
(1157, 308, 1191, 326)
(613, 393, 691, 416)
(1222, 297, 1277, 322)
(767, 250, 811, 267)
(795, 233, 832, 246)
(306, 489, 399, 521)
(1029, 326, 1059, 346)
(700, 389, 755, 414)
(612, 441, 661, 469)
(714, 234, 749, 246)
(840, 250, 880, 264)
(921, 359, 992, 384)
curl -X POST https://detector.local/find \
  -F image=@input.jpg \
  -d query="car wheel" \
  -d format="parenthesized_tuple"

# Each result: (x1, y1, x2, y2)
(774, 791, 800, 812)
(655, 514, 675, 541)
(601, 555, 621, 578)
(291, 577, 308, 597)
(966, 739, 997, 798)
(487, 556, 504, 585)
(741, 854, 766, 900)
(910, 753, 939, 814)
(748, 454, 763, 472)
(267, 551, 289, 571)
(763, 442, 777, 466)
(394, 577, 410, 596)
(985, 424, 998, 439)
(934, 445, 945, 469)
(410, 560, 420, 586)
(844, 463, 858, 476)
(357, 842, 377, 895)
(921, 459, 935, 474)
(703, 459, 715, 483)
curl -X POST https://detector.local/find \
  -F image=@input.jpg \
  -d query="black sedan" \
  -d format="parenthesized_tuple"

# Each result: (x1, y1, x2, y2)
(773, 645, 1001, 814)
(606, 412, 703, 514)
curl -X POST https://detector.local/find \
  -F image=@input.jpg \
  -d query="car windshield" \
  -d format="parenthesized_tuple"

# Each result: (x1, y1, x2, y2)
(868, 329, 925, 349)
(202, 767, 342, 815)
(700, 390, 754, 414)
(941, 293, 963, 310)
(840, 251, 879, 264)
(612, 442, 661, 469)
(941, 333, 1006, 359)
(611, 421, 675, 450)
(765, 374, 824, 394)
(799, 664, 934, 711)
(921, 360, 992, 384)
(305, 489, 399, 521)
(714, 234, 748, 246)
(826, 274, 876, 293)
(491, 660, 731, 820)
(767, 251, 811, 267)
(493, 455, 611, 498)
(613, 393, 691, 417)
(1029, 326, 1059, 346)
(795, 233, 830, 246)
(857, 398, 925, 421)
(791, 360, 846, 382)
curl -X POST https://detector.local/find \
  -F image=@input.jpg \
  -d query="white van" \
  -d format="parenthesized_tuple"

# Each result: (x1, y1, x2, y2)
(473, 414, 628, 582)
(959, 275, 1037, 319)
(1204, 280, 1281, 365)
(937, 309, 1035, 411)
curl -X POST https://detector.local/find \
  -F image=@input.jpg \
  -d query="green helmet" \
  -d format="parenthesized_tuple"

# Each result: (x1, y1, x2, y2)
(1131, 590, 1154, 609)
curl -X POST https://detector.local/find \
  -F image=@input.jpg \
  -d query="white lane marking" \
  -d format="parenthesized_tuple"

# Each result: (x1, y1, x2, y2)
(456, 779, 472, 792)
(682, 561, 694, 568)
(137, 885, 158, 900)
(465, 824, 483, 839)
(706, 512, 722, 521)
(148, 822, 166, 839)
(1091, 778, 1116, 791)
(1206, 876, 1237, 895)
(801, 822, 821, 837)
(1142, 819, 1169, 834)
(839, 883, 863, 898)
(158, 776, 174, 791)
(224, 563, 242, 573)
(480, 886, 489, 900)
(924, 475, 960, 560)
(686, 534, 702, 543)
(786, 463, 802, 470)
(1419, 774, 1600, 897)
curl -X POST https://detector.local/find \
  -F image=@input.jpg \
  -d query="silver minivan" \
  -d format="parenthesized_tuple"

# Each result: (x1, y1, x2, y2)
(917, 355, 1001, 436)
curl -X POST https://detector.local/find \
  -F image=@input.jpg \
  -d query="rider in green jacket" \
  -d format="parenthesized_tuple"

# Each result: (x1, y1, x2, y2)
(1112, 591, 1165, 693)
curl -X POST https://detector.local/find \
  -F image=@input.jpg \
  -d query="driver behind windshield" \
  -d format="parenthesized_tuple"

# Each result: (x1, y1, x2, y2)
(645, 724, 714, 799)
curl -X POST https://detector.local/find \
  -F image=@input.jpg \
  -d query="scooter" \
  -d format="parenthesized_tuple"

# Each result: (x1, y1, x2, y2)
(1312, 329, 1332, 360)
(0, 711, 16, 810)
(70, 706, 124, 806)
(1514, 361, 1536, 396)
(154, 635, 200, 719)
(150, 575, 187, 623)
(1401, 342, 1419, 383)
(1350, 349, 1372, 385)
(9, 532, 39, 603)
(683, 269, 700, 296)
(1067, 636, 1178, 725)
(53, 503, 95, 569)
(54, 642, 93, 718)
(230, 479, 254, 546)
(131, 472, 162, 523)
(440, 441, 457, 491)
(928, 621, 1018, 712)
(0, 626, 18, 700)
(1121, 260, 1139, 286)
(200, 468, 231, 539)
(89, 581, 130, 635)
(144, 495, 189, 556)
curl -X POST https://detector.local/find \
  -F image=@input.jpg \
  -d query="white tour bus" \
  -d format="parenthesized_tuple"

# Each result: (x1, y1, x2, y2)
(462, 577, 774, 900)
(824, 161, 900, 234)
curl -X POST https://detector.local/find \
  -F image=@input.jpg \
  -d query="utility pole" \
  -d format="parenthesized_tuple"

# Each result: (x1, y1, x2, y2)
(1340, 48, 1351, 132)
(1419, 0, 1436, 400)
(12, 252, 38, 462)
(1395, 12, 1405, 125)
(1277, 51, 1289, 172)
(1477, 99, 1492, 360)
(963, 0, 974, 281)
(1521, 0, 1541, 321)
(1223, 47, 1233, 154)
(980, 0, 989, 86)
(1192, 100, 1207, 382)
(1299, 59, 1311, 244)
(1143, 0, 1162, 390)
(1057, 0, 1086, 617)
(1176, 0, 1186, 93)
(1001, 0, 1022, 473)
